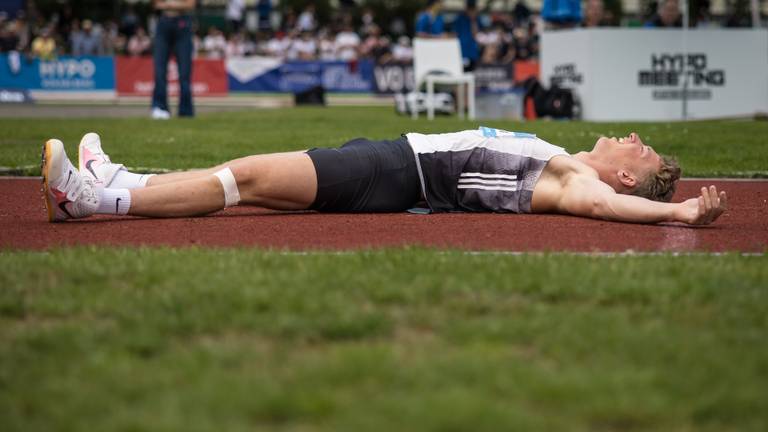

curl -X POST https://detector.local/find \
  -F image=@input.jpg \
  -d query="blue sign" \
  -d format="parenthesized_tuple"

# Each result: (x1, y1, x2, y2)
(228, 59, 374, 93)
(321, 61, 374, 92)
(0, 55, 115, 91)
(279, 61, 323, 92)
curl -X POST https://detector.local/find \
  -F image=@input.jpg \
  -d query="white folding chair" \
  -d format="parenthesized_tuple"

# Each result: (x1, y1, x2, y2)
(412, 37, 476, 120)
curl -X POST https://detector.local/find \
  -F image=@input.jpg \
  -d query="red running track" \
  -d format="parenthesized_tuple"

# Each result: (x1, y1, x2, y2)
(1, 178, 766, 252)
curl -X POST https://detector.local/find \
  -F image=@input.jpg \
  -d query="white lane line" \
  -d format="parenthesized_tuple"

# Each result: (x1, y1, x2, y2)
(12, 248, 763, 257)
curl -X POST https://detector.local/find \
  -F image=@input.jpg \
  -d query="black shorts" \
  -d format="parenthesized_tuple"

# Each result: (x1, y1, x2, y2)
(306, 136, 421, 212)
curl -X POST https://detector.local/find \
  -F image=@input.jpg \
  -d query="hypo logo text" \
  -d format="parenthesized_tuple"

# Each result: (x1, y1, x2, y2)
(39, 59, 96, 79)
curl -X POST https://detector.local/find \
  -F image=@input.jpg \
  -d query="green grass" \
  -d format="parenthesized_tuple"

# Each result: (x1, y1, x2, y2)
(1, 248, 767, 431)
(2, 107, 767, 430)
(1, 106, 767, 176)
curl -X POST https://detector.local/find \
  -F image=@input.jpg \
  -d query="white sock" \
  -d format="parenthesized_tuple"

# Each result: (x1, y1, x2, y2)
(109, 169, 154, 189)
(97, 188, 131, 215)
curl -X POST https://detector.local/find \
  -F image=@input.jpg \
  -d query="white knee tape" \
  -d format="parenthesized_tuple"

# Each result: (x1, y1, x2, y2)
(213, 168, 241, 207)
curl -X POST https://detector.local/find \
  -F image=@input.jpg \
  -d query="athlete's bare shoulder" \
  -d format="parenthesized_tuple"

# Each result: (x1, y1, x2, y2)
(531, 154, 599, 212)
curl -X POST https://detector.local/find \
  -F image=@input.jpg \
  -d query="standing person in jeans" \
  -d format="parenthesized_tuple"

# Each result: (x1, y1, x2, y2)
(152, 0, 196, 120)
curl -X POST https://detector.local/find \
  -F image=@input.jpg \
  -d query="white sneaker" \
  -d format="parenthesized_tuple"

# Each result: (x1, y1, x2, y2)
(78, 132, 124, 187)
(151, 107, 171, 120)
(42, 139, 99, 222)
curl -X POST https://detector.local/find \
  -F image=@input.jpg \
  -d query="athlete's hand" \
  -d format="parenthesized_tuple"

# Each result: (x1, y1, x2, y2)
(675, 185, 727, 225)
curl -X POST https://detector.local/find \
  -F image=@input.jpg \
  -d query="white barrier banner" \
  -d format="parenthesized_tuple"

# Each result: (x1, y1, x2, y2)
(542, 29, 768, 121)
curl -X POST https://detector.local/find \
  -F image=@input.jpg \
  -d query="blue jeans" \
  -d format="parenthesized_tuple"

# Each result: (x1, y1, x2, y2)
(152, 15, 194, 117)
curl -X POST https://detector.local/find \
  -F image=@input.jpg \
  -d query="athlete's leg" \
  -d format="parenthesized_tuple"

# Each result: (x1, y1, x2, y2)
(79, 132, 307, 190)
(123, 152, 317, 217)
(144, 151, 305, 187)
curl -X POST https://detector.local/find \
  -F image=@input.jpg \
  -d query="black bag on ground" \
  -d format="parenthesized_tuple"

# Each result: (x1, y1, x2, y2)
(294, 85, 326, 106)
(522, 77, 577, 119)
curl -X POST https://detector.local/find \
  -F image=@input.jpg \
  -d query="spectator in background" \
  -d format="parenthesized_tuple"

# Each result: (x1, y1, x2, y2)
(453, 0, 482, 71)
(119, 5, 139, 39)
(512, 0, 532, 26)
(297, 3, 316, 32)
(694, 0, 718, 27)
(415, 0, 445, 38)
(226, 30, 249, 57)
(103, 20, 126, 55)
(252, 30, 269, 55)
(55, 4, 75, 49)
(476, 23, 499, 51)
(335, 19, 360, 61)
(227, 0, 246, 34)
(266, 30, 290, 58)
(391, 35, 413, 62)
(69, 19, 82, 53)
(1, 18, 22, 75)
(290, 30, 317, 60)
(0, 22, 20, 52)
(371, 35, 393, 64)
(318, 29, 337, 60)
(338, 0, 356, 12)
(258, 0, 273, 31)
(127, 26, 151, 56)
(389, 17, 407, 38)
(31, 26, 56, 60)
(152, 0, 196, 120)
(478, 25, 514, 64)
(541, 0, 582, 29)
(724, 1, 751, 27)
(202, 26, 227, 59)
(359, 24, 382, 58)
(280, 9, 297, 33)
(512, 22, 538, 60)
(13, 10, 31, 52)
(646, 0, 682, 27)
(70, 19, 104, 56)
(30, 6, 46, 35)
(359, 7, 377, 36)
(583, 0, 609, 27)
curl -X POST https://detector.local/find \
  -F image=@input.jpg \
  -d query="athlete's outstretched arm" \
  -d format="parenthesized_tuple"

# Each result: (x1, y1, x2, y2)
(557, 175, 727, 225)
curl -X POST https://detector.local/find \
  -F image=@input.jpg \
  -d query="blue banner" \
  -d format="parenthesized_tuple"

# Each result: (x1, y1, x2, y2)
(227, 58, 374, 93)
(0, 55, 115, 91)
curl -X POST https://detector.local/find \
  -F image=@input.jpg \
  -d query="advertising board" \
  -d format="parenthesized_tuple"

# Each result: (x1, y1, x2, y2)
(0, 55, 115, 92)
(541, 29, 768, 120)
(227, 57, 374, 93)
(115, 56, 228, 96)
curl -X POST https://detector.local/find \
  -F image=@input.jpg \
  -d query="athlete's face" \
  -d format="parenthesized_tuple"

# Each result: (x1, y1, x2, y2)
(592, 132, 662, 178)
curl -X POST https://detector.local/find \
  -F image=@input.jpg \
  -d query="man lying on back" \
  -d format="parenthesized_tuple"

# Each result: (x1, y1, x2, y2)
(41, 127, 726, 225)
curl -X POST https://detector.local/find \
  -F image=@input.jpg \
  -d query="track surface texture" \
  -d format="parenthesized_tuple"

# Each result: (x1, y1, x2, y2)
(1, 178, 766, 252)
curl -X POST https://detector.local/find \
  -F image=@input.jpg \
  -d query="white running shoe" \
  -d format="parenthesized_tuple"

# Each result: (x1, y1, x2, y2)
(78, 132, 124, 187)
(151, 107, 171, 120)
(41, 139, 99, 222)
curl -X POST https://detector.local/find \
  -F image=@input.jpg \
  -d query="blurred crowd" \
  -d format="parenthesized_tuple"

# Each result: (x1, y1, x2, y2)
(0, 0, 760, 64)
(204, 2, 540, 65)
(0, 0, 538, 66)
(0, 5, 152, 61)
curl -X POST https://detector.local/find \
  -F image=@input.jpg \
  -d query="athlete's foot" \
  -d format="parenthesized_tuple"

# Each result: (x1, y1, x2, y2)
(78, 132, 124, 187)
(151, 107, 171, 120)
(42, 139, 99, 222)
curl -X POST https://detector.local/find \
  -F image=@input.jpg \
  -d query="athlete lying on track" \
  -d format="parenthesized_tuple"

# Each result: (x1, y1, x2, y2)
(41, 128, 727, 225)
